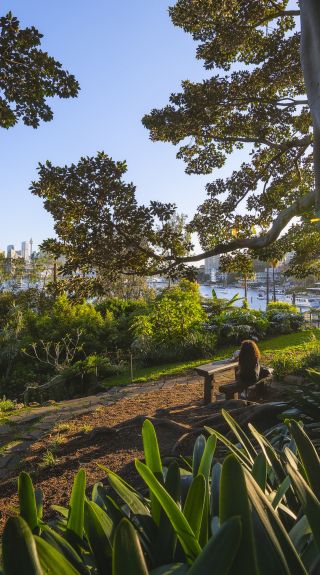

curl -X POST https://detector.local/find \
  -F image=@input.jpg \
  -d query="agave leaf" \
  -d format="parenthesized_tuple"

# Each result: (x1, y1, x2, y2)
(84, 500, 112, 575)
(252, 453, 267, 492)
(35, 535, 80, 574)
(150, 565, 189, 575)
(154, 462, 180, 566)
(135, 460, 201, 562)
(142, 419, 163, 525)
(289, 420, 320, 501)
(220, 455, 259, 574)
(41, 525, 89, 575)
(2, 516, 43, 575)
(192, 435, 206, 477)
(67, 469, 86, 542)
(188, 516, 242, 575)
(18, 471, 39, 533)
(272, 476, 291, 510)
(113, 518, 149, 575)
(35, 488, 43, 521)
(210, 462, 222, 518)
(222, 409, 257, 462)
(183, 475, 205, 541)
(197, 435, 217, 480)
(244, 469, 307, 575)
(286, 458, 320, 552)
(205, 427, 252, 469)
(106, 469, 150, 516)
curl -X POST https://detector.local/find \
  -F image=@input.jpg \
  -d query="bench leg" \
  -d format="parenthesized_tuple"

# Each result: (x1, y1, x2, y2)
(225, 390, 238, 400)
(204, 374, 214, 404)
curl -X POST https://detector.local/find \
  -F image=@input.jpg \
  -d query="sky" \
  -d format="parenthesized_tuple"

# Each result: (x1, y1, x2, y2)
(0, 0, 224, 253)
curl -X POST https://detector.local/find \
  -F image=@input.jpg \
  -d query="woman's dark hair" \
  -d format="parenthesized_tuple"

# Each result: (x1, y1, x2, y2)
(239, 340, 261, 363)
(237, 340, 261, 385)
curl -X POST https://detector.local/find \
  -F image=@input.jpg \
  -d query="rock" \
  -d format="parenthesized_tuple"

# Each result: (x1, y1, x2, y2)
(283, 375, 305, 385)
(15, 403, 25, 410)
(42, 400, 57, 406)
(28, 402, 41, 408)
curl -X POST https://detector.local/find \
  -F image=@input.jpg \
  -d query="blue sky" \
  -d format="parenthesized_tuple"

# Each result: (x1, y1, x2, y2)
(0, 0, 223, 253)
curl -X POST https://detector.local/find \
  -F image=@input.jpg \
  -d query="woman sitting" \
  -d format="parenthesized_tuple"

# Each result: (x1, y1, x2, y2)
(236, 339, 261, 390)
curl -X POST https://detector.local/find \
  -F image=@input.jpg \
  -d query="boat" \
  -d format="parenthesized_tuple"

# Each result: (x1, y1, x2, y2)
(257, 292, 265, 300)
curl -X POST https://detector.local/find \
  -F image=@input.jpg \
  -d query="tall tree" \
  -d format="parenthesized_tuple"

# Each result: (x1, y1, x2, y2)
(142, 0, 319, 266)
(0, 12, 79, 128)
(34, 1, 320, 284)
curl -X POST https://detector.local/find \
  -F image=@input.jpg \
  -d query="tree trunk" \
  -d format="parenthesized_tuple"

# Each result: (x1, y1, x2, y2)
(244, 274, 248, 300)
(266, 265, 270, 306)
(273, 266, 276, 302)
(300, 0, 320, 214)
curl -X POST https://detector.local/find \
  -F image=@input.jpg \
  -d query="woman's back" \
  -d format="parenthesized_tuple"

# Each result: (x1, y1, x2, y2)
(237, 340, 261, 386)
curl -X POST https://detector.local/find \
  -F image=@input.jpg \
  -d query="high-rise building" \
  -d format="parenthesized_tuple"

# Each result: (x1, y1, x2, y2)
(204, 255, 220, 277)
(21, 239, 32, 261)
(7, 244, 15, 258)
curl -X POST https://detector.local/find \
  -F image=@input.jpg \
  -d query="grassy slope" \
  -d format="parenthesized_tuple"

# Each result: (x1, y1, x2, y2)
(102, 328, 320, 387)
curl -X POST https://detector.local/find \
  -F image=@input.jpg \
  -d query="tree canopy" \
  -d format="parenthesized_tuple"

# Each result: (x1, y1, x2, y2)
(0, 12, 79, 128)
(33, 1, 320, 286)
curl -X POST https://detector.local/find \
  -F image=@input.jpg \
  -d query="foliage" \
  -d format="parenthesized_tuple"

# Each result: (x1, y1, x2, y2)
(131, 281, 211, 363)
(208, 308, 269, 344)
(30, 153, 194, 286)
(271, 337, 320, 379)
(267, 301, 298, 313)
(0, 398, 14, 412)
(4, 415, 320, 573)
(0, 12, 79, 128)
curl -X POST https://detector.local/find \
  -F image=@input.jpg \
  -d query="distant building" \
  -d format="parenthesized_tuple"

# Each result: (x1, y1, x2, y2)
(7, 245, 15, 258)
(21, 239, 32, 261)
(204, 256, 220, 278)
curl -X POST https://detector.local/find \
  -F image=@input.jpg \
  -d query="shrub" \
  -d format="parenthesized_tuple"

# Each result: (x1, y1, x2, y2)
(271, 338, 320, 379)
(3, 415, 320, 574)
(132, 331, 217, 365)
(267, 301, 298, 313)
(210, 308, 269, 344)
(0, 398, 15, 412)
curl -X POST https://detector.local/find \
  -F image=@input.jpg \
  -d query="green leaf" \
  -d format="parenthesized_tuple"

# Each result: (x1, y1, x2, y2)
(197, 435, 217, 479)
(2, 516, 43, 575)
(150, 565, 189, 575)
(244, 469, 307, 575)
(84, 500, 112, 574)
(154, 462, 180, 566)
(142, 419, 163, 525)
(272, 476, 291, 510)
(210, 462, 221, 518)
(252, 453, 267, 492)
(67, 469, 86, 541)
(220, 455, 259, 574)
(112, 518, 148, 575)
(192, 435, 206, 477)
(286, 457, 320, 552)
(35, 535, 81, 574)
(289, 420, 320, 501)
(18, 472, 39, 533)
(183, 474, 205, 541)
(188, 516, 242, 575)
(41, 525, 89, 575)
(205, 426, 251, 469)
(135, 459, 201, 563)
(222, 409, 257, 462)
(105, 468, 150, 516)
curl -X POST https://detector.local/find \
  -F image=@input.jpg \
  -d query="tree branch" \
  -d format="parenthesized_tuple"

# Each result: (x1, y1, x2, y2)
(254, 10, 300, 26)
(171, 189, 316, 264)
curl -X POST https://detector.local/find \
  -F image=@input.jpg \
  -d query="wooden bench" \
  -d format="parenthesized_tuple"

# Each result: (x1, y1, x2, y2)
(195, 360, 238, 404)
(219, 372, 273, 400)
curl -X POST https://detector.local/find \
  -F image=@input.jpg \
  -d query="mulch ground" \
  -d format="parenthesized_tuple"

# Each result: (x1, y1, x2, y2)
(0, 377, 285, 530)
(0, 380, 206, 529)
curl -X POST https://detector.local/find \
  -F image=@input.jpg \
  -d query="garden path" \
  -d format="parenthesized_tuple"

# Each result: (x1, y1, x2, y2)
(0, 370, 232, 479)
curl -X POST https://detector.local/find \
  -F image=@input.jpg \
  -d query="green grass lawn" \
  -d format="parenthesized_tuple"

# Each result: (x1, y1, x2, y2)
(101, 328, 320, 388)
